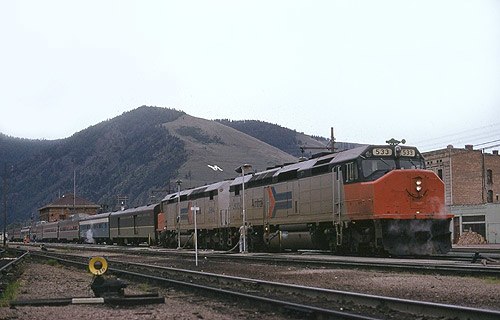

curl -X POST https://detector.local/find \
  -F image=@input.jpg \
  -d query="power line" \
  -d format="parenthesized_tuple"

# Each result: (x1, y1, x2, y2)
(418, 130, 500, 152)
(474, 139, 500, 147)
(479, 143, 500, 150)
(414, 122, 500, 149)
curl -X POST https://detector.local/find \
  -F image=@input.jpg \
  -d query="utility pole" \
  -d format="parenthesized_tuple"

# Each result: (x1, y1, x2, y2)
(300, 127, 336, 156)
(176, 180, 182, 249)
(3, 163, 8, 247)
(73, 168, 76, 213)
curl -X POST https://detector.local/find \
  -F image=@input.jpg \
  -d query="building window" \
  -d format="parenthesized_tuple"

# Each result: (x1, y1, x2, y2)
(437, 169, 443, 180)
(486, 169, 493, 184)
(487, 190, 493, 203)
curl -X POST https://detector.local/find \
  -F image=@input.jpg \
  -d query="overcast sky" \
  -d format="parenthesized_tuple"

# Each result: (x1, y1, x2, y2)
(1, 1, 499, 152)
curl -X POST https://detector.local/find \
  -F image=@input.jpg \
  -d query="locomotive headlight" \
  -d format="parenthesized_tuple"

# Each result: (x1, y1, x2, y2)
(415, 179, 422, 192)
(395, 145, 402, 157)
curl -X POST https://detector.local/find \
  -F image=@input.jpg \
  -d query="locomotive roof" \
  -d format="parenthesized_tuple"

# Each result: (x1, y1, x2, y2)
(271, 145, 370, 177)
(163, 144, 416, 195)
(274, 159, 315, 175)
(161, 180, 230, 202)
(229, 145, 373, 185)
(205, 180, 231, 192)
(230, 173, 254, 186)
(327, 145, 370, 163)
(246, 167, 280, 184)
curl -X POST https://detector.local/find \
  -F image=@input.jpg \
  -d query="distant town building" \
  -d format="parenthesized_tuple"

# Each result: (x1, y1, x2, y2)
(423, 145, 500, 243)
(38, 193, 100, 222)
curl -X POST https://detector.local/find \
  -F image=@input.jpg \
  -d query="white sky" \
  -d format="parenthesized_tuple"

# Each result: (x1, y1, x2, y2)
(1, 0, 499, 152)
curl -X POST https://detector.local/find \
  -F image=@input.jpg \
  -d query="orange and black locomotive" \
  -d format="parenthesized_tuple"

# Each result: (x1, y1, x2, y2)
(158, 141, 452, 255)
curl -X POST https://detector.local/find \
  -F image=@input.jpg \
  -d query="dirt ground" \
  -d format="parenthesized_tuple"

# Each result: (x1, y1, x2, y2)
(0, 262, 284, 320)
(1, 251, 499, 319)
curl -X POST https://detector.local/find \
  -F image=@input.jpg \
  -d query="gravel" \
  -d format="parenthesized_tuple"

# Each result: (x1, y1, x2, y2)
(2, 249, 499, 319)
(110, 251, 500, 311)
(0, 261, 285, 320)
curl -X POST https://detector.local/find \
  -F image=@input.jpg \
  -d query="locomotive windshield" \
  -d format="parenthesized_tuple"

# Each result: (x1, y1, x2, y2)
(360, 146, 425, 180)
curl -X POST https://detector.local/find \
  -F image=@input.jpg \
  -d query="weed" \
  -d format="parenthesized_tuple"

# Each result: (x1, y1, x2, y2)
(0, 280, 20, 307)
(484, 277, 500, 285)
(46, 259, 59, 266)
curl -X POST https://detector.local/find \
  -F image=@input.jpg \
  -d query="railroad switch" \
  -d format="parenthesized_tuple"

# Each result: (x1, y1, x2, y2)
(91, 274, 127, 297)
(89, 256, 127, 297)
(10, 256, 165, 307)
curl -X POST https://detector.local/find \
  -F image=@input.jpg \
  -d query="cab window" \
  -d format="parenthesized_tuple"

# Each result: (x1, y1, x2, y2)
(345, 162, 358, 182)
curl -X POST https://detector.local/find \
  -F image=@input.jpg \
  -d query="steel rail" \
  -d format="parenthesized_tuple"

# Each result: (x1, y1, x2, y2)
(16, 242, 500, 277)
(26, 251, 377, 319)
(0, 251, 29, 275)
(26, 250, 500, 320)
(227, 255, 500, 277)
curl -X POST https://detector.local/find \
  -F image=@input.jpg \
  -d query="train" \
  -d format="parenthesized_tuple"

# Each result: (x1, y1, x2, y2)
(8, 204, 159, 246)
(8, 142, 453, 256)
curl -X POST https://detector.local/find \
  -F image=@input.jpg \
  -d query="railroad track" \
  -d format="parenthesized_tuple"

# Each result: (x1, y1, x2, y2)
(0, 250, 29, 276)
(16, 249, 500, 320)
(12, 242, 500, 277)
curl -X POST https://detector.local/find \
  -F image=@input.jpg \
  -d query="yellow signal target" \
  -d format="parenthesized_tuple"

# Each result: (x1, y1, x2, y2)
(89, 256, 108, 275)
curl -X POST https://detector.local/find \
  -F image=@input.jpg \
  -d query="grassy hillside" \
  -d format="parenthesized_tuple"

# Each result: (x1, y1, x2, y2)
(216, 119, 328, 157)
(1, 106, 299, 225)
(2, 106, 187, 224)
(165, 115, 297, 189)
(1, 106, 362, 227)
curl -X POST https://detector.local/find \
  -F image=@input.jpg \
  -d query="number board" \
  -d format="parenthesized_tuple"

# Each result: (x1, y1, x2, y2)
(372, 148, 392, 156)
(401, 148, 416, 157)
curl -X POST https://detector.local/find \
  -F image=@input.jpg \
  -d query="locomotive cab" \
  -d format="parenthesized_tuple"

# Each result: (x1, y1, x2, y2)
(337, 144, 452, 255)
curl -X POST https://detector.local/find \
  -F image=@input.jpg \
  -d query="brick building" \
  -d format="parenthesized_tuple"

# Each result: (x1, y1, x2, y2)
(38, 193, 100, 222)
(423, 145, 500, 243)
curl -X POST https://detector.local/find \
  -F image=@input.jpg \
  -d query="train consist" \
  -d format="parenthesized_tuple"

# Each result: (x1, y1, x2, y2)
(9, 204, 159, 246)
(9, 143, 452, 256)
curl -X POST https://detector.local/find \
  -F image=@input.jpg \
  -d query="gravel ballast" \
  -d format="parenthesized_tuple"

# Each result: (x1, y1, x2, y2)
(2, 249, 499, 319)
(1, 261, 283, 320)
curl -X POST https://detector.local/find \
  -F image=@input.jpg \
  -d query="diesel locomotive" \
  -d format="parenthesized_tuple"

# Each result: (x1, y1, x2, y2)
(158, 143, 452, 255)
(8, 142, 452, 256)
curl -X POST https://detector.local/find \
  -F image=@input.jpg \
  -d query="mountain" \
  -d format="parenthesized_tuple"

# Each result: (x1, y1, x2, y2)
(1, 107, 189, 224)
(1, 106, 303, 225)
(216, 119, 363, 157)
(0, 133, 58, 165)
(215, 119, 327, 157)
(164, 114, 297, 189)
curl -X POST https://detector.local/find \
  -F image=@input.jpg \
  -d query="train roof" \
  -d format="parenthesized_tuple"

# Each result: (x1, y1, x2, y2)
(163, 143, 420, 195)
(162, 180, 231, 202)
(326, 145, 370, 163)
(79, 211, 112, 221)
(230, 173, 254, 187)
(231, 145, 371, 185)
(205, 180, 231, 192)
(109, 203, 159, 217)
